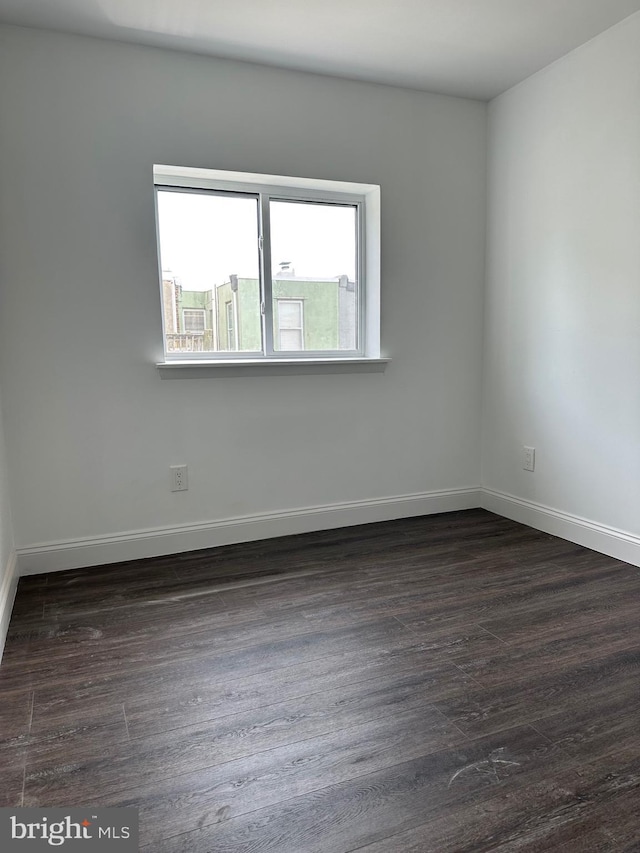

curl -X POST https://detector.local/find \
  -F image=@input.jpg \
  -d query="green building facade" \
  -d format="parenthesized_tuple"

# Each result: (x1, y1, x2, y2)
(168, 272, 356, 354)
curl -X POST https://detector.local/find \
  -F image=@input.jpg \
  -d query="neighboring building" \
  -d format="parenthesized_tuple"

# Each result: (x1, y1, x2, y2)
(163, 267, 357, 354)
(214, 275, 261, 352)
(161, 274, 214, 352)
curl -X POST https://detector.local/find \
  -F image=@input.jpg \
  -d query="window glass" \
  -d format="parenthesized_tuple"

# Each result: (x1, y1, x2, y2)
(270, 200, 358, 352)
(156, 190, 261, 354)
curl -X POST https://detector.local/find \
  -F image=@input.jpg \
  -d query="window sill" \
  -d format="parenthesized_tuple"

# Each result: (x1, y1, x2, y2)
(156, 357, 390, 378)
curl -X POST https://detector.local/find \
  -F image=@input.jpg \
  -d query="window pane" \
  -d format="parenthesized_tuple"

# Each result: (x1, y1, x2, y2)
(183, 310, 205, 333)
(270, 200, 358, 352)
(157, 190, 262, 354)
(276, 299, 303, 350)
(280, 329, 303, 350)
(278, 301, 302, 329)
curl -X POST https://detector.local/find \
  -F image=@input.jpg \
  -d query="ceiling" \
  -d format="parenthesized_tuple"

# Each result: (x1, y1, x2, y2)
(1, 0, 640, 100)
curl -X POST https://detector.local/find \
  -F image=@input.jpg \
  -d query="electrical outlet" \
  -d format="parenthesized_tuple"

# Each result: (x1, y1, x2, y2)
(523, 446, 535, 472)
(170, 465, 188, 492)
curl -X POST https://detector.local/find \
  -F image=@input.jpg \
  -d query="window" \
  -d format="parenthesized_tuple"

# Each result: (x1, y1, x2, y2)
(225, 301, 236, 351)
(154, 166, 380, 362)
(182, 309, 206, 333)
(277, 299, 304, 351)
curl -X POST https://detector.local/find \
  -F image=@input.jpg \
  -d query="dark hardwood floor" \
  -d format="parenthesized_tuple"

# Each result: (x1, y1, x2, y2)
(2, 509, 640, 851)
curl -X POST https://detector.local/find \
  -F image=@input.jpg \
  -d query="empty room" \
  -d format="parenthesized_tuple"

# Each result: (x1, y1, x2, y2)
(1, 1, 640, 850)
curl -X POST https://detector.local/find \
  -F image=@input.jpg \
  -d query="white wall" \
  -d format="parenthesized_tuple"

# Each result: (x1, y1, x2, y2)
(0, 395, 14, 579)
(483, 14, 640, 545)
(0, 388, 17, 656)
(0, 26, 487, 569)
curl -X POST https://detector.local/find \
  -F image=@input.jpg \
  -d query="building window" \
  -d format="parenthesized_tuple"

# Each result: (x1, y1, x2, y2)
(182, 309, 206, 333)
(277, 299, 304, 351)
(154, 165, 380, 361)
(225, 301, 236, 351)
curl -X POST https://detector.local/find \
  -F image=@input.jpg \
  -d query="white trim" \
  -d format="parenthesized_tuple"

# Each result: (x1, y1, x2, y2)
(154, 164, 380, 362)
(156, 357, 390, 377)
(259, 192, 275, 356)
(14, 487, 640, 580)
(481, 488, 640, 567)
(16, 488, 481, 576)
(0, 551, 19, 664)
(153, 164, 377, 199)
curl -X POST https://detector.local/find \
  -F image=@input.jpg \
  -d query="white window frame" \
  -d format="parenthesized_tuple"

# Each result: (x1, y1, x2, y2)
(154, 165, 381, 364)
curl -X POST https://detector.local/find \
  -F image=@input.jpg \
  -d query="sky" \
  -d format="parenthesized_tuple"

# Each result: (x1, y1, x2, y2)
(156, 189, 357, 291)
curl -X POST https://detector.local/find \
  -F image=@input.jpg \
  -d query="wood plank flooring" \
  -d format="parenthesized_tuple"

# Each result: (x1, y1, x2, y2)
(2, 509, 640, 851)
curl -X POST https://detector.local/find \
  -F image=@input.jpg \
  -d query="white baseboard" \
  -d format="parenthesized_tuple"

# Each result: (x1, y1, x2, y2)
(16, 487, 482, 576)
(0, 551, 19, 664)
(13, 486, 640, 580)
(481, 488, 640, 568)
